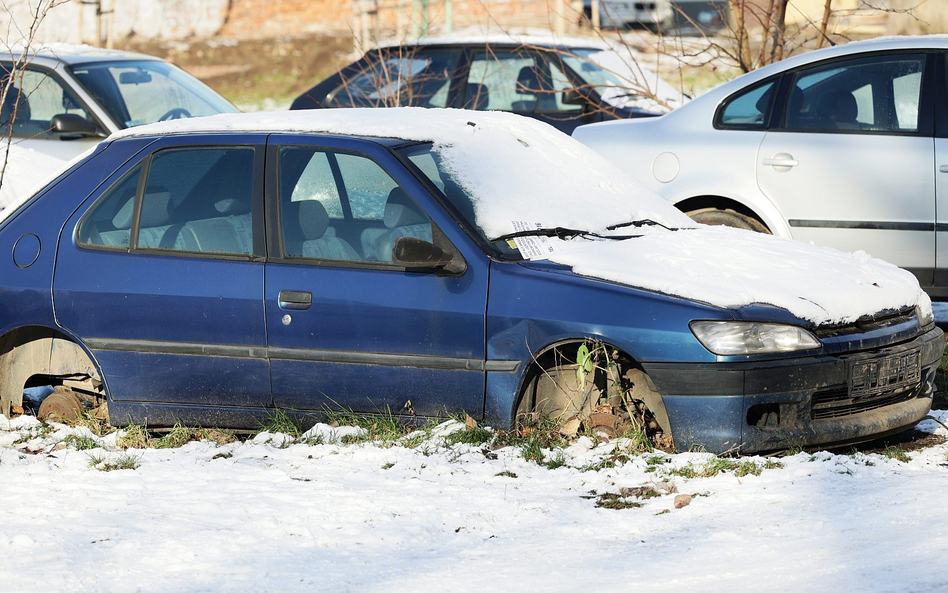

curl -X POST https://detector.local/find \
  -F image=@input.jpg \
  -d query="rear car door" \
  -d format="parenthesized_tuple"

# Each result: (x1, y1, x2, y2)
(933, 52, 948, 295)
(264, 135, 488, 418)
(53, 134, 270, 412)
(756, 52, 936, 286)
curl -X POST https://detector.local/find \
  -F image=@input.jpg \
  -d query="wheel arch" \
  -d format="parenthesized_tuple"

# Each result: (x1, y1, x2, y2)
(0, 324, 104, 414)
(511, 337, 673, 437)
(673, 194, 791, 237)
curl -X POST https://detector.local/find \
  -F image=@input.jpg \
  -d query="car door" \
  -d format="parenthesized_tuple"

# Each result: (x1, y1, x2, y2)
(53, 134, 270, 411)
(756, 52, 936, 287)
(933, 52, 948, 294)
(462, 48, 593, 133)
(264, 135, 488, 418)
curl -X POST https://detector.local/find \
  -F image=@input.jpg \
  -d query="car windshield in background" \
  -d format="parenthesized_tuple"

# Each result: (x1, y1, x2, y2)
(69, 60, 236, 128)
(398, 142, 522, 259)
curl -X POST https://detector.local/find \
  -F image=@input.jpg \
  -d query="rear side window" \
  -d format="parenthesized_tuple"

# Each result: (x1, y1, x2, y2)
(716, 79, 777, 129)
(137, 147, 255, 255)
(784, 54, 926, 134)
(329, 50, 460, 108)
(77, 165, 142, 249)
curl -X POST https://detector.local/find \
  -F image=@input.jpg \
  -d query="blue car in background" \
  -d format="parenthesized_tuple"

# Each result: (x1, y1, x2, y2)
(0, 109, 941, 454)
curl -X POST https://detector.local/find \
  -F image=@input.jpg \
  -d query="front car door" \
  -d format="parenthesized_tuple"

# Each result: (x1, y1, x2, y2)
(264, 135, 489, 418)
(462, 47, 591, 133)
(53, 134, 270, 423)
(757, 51, 936, 287)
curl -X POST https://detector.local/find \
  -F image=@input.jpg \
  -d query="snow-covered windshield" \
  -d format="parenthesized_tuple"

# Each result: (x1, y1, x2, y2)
(69, 60, 236, 128)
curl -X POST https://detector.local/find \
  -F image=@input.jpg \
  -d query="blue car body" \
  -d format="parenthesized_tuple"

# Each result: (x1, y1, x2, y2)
(0, 130, 942, 454)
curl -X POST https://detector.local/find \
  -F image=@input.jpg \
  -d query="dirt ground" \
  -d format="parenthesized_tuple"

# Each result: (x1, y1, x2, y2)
(117, 34, 356, 110)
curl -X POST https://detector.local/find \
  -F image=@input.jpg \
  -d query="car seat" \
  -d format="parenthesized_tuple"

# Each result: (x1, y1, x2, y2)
(816, 90, 859, 130)
(283, 200, 360, 260)
(512, 66, 557, 113)
(372, 187, 432, 263)
(463, 83, 490, 110)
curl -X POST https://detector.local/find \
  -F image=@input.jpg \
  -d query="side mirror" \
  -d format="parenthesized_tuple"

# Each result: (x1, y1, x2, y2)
(562, 89, 588, 106)
(50, 113, 100, 138)
(392, 236, 465, 274)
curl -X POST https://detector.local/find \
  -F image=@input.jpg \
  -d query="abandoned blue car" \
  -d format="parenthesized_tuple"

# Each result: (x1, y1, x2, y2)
(0, 109, 941, 453)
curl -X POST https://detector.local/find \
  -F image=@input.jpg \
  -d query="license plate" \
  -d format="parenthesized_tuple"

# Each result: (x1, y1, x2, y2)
(849, 349, 921, 399)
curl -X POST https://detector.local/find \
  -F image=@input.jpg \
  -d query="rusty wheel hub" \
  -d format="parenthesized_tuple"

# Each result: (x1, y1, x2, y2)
(37, 389, 83, 424)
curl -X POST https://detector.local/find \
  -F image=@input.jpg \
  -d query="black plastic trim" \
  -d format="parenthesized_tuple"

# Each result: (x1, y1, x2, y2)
(789, 219, 934, 231)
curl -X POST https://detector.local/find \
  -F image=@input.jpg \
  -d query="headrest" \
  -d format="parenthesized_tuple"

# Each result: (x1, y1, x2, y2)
(111, 195, 136, 230)
(464, 83, 489, 110)
(214, 197, 249, 215)
(139, 191, 173, 228)
(787, 87, 804, 118)
(818, 90, 857, 123)
(383, 187, 427, 229)
(296, 200, 329, 240)
(516, 66, 544, 93)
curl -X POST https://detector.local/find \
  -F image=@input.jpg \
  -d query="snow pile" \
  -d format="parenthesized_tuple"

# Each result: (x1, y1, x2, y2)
(1, 414, 947, 591)
(550, 226, 931, 325)
(112, 109, 929, 325)
(0, 145, 74, 213)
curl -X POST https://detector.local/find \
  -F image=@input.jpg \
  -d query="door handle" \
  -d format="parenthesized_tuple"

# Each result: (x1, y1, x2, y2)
(278, 290, 312, 310)
(761, 154, 799, 168)
(940, 165, 948, 173)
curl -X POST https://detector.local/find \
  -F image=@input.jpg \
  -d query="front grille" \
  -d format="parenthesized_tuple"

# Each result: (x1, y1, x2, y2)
(811, 385, 918, 420)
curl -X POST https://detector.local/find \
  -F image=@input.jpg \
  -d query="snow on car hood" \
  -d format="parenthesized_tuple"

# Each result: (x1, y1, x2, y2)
(110, 108, 929, 326)
(548, 225, 931, 326)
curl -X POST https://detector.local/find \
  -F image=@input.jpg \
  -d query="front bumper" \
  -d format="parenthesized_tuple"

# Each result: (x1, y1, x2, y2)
(642, 327, 944, 454)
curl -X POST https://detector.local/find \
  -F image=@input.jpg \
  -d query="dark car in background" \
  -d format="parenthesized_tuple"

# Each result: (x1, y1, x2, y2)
(290, 36, 683, 134)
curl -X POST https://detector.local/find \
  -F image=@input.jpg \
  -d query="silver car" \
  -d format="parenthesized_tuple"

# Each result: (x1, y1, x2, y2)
(573, 36, 948, 297)
(0, 45, 236, 209)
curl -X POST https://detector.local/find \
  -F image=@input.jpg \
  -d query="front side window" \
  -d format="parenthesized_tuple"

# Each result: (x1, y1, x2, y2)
(278, 147, 431, 264)
(784, 54, 926, 133)
(70, 60, 236, 128)
(136, 147, 255, 256)
(717, 79, 777, 129)
(468, 51, 564, 113)
(1, 66, 94, 137)
(328, 50, 460, 108)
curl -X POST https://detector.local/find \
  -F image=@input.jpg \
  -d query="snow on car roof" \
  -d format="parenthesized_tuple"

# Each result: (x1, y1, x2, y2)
(109, 108, 927, 325)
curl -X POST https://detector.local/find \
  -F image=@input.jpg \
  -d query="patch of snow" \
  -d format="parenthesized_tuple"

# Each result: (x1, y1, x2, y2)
(1, 416, 947, 591)
(301, 423, 369, 443)
(0, 144, 96, 221)
(549, 226, 931, 325)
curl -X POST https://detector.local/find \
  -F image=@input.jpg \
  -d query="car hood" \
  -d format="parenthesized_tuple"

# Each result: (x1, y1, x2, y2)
(532, 224, 930, 327)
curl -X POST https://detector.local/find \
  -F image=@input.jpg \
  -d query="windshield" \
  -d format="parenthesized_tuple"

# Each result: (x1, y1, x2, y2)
(557, 48, 681, 111)
(399, 143, 522, 259)
(69, 60, 236, 129)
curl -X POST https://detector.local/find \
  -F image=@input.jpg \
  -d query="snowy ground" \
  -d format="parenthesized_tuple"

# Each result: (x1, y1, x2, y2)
(3, 413, 948, 592)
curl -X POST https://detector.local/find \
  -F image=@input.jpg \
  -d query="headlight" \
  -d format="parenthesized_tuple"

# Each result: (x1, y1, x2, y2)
(690, 321, 821, 356)
(917, 304, 934, 328)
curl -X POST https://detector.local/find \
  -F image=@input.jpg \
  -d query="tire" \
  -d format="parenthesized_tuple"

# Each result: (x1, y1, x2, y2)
(686, 207, 771, 234)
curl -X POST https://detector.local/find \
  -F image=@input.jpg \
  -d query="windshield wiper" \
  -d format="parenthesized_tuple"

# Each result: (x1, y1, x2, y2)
(606, 219, 680, 232)
(492, 227, 641, 243)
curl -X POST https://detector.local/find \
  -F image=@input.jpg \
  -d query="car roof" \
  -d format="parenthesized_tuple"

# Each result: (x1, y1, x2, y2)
(0, 43, 162, 67)
(377, 30, 610, 52)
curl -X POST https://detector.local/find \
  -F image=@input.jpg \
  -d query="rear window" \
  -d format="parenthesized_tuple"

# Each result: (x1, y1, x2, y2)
(716, 79, 777, 129)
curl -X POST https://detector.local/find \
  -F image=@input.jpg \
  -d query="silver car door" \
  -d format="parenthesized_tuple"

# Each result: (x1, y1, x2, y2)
(756, 52, 935, 287)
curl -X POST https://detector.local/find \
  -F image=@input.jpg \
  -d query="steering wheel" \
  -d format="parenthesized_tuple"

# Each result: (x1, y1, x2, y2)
(158, 108, 192, 121)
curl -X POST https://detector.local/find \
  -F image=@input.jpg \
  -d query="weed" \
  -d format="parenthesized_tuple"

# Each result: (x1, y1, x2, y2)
(88, 452, 140, 471)
(117, 424, 148, 449)
(381, 462, 395, 470)
(212, 452, 233, 460)
(495, 470, 518, 478)
(152, 424, 195, 449)
(646, 454, 667, 466)
(195, 428, 237, 446)
(257, 410, 302, 440)
(595, 493, 642, 510)
(881, 446, 911, 464)
(543, 450, 567, 470)
(73, 412, 115, 438)
(63, 434, 100, 451)
(444, 426, 493, 446)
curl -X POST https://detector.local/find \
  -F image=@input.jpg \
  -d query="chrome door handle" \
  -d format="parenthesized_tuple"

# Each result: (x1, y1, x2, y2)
(939, 165, 948, 173)
(278, 290, 312, 310)
(761, 157, 799, 168)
